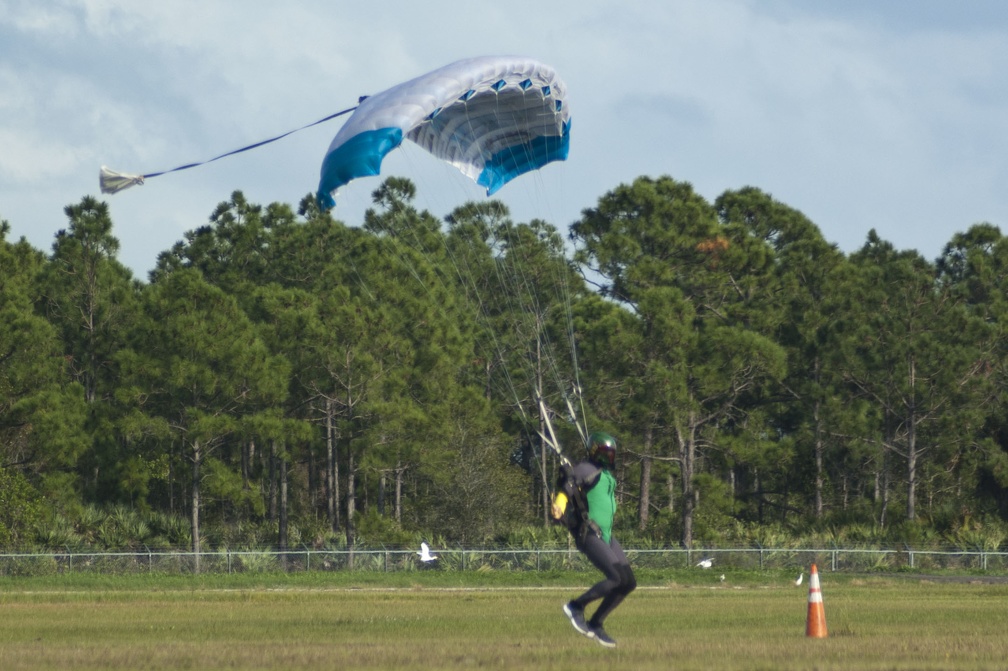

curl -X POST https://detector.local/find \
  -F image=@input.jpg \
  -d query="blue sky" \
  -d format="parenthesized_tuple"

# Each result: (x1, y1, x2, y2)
(3, 1, 1007, 277)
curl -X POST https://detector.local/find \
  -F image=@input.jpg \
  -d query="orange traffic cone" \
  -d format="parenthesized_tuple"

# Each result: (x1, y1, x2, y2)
(805, 563, 828, 638)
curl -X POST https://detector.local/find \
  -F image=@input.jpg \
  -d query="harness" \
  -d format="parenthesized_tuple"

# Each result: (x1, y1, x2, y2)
(556, 462, 603, 545)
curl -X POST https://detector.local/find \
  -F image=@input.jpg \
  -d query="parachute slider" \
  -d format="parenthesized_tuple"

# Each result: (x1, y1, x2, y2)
(99, 166, 145, 194)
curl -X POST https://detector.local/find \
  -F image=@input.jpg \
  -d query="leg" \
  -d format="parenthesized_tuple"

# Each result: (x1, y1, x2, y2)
(570, 532, 625, 610)
(586, 537, 635, 627)
(563, 532, 619, 640)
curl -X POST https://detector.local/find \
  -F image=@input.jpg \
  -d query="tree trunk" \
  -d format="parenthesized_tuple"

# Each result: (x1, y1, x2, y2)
(326, 402, 336, 533)
(346, 448, 356, 569)
(906, 415, 917, 521)
(879, 442, 890, 528)
(395, 462, 403, 524)
(638, 455, 652, 531)
(242, 439, 252, 490)
(536, 334, 550, 528)
(169, 448, 175, 516)
(268, 440, 277, 524)
(667, 472, 675, 514)
(307, 442, 317, 510)
(906, 357, 918, 521)
(677, 414, 697, 549)
(539, 427, 549, 527)
(330, 400, 341, 534)
(361, 470, 368, 513)
(279, 445, 288, 559)
(191, 439, 202, 574)
(813, 398, 824, 519)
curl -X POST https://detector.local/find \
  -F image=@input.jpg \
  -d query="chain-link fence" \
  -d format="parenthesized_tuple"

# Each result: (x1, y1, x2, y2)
(2, 546, 1007, 577)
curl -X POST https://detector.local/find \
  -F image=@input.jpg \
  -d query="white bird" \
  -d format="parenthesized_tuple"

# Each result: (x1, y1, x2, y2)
(795, 572, 804, 586)
(417, 542, 438, 563)
(696, 558, 714, 569)
(719, 574, 726, 583)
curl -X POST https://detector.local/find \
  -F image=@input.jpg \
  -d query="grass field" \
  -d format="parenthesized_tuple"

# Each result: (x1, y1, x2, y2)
(2, 570, 1008, 670)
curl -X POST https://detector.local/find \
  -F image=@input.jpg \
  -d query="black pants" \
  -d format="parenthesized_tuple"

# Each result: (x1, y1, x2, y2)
(571, 531, 636, 626)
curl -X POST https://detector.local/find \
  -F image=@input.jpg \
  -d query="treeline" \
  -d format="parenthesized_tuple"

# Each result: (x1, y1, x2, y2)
(2, 175, 1007, 554)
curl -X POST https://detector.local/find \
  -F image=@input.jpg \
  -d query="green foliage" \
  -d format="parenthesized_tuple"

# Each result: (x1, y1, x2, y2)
(4, 188, 1008, 553)
(498, 524, 571, 549)
(690, 473, 737, 543)
(0, 466, 44, 548)
(0, 224, 90, 483)
(354, 509, 415, 548)
(201, 457, 265, 518)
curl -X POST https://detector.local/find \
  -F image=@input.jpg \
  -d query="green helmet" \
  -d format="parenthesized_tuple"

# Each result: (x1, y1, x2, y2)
(588, 432, 617, 470)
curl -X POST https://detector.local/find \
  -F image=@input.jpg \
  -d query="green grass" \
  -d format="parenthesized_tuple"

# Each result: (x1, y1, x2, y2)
(2, 571, 1008, 670)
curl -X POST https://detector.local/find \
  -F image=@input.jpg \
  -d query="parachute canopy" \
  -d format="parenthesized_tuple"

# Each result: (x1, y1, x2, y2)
(317, 56, 571, 209)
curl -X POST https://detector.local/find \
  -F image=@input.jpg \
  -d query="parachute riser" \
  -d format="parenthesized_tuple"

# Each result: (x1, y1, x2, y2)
(536, 394, 579, 469)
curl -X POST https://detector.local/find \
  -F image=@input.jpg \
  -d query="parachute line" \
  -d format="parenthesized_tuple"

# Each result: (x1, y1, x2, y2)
(332, 58, 582, 514)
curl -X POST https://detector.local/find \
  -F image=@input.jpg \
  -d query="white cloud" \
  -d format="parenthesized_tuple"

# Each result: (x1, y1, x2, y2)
(1, 1, 78, 36)
(2, 0, 1007, 272)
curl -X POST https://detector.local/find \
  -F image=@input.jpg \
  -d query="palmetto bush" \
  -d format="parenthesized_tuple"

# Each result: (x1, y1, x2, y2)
(95, 521, 129, 549)
(947, 523, 1007, 552)
(35, 513, 83, 549)
(143, 510, 190, 548)
(229, 549, 282, 573)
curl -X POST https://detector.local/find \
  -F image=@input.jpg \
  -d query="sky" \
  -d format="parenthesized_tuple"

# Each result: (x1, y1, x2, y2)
(3, 0, 1008, 279)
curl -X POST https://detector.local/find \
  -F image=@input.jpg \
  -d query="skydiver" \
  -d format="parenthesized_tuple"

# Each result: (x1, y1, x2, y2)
(551, 432, 636, 648)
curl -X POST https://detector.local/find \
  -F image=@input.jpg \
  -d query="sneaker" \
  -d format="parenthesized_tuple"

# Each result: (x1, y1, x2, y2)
(562, 602, 593, 637)
(590, 624, 616, 648)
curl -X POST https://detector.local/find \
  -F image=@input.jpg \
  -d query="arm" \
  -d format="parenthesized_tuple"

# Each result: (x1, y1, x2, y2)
(551, 463, 573, 520)
(551, 462, 600, 521)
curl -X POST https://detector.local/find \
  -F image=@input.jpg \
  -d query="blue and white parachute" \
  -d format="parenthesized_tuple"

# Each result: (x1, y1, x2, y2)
(99, 56, 570, 205)
(317, 56, 571, 209)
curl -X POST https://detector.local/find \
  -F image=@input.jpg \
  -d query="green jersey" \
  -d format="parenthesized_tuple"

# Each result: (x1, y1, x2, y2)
(585, 469, 617, 543)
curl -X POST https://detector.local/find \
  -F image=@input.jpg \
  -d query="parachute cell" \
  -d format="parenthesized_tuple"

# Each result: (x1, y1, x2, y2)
(317, 56, 571, 209)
